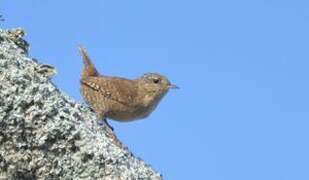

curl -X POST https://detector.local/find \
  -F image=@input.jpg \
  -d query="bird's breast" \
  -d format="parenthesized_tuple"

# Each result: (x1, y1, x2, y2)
(106, 103, 157, 122)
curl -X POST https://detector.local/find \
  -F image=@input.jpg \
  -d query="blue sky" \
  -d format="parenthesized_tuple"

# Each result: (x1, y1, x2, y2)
(2, 0, 309, 179)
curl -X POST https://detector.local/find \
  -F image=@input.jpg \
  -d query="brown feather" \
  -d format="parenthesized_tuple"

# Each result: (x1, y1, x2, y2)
(81, 76, 137, 107)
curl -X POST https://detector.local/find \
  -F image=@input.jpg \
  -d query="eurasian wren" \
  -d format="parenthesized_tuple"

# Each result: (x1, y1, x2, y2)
(79, 46, 178, 130)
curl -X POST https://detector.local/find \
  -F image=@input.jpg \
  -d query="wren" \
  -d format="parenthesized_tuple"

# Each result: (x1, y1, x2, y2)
(79, 46, 178, 130)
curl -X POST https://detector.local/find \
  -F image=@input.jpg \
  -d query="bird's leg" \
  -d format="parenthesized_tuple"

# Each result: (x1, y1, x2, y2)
(97, 114, 114, 131)
(92, 109, 113, 131)
(103, 118, 114, 131)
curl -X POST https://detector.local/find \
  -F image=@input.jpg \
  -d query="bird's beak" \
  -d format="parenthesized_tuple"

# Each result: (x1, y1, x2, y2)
(169, 84, 179, 89)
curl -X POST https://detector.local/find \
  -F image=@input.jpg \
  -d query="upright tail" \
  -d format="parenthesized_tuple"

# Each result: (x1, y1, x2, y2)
(79, 45, 99, 78)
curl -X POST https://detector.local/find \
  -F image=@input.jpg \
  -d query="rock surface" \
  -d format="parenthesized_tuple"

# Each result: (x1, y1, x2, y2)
(0, 28, 162, 180)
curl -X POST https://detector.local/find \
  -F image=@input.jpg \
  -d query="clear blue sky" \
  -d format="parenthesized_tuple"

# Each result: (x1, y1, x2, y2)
(2, 0, 309, 179)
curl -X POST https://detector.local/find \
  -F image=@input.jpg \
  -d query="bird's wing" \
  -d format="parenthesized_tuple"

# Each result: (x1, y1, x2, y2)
(81, 76, 137, 107)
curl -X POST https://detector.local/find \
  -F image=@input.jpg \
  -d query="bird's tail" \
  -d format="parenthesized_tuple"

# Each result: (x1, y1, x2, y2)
(78, 45, 99, 78)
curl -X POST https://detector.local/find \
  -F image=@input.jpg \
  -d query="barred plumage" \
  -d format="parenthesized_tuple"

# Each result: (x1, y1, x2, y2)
(79, 46, 177, 123)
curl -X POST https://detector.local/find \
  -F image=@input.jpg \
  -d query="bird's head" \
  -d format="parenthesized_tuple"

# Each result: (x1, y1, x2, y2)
(138, 73, 178, 98)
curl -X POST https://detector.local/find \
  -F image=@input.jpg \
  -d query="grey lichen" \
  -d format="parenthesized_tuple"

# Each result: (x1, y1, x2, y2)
(0, 28, 162, 180)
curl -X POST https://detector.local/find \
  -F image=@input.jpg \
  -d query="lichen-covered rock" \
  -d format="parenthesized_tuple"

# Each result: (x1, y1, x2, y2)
(0, 28, 162, 180)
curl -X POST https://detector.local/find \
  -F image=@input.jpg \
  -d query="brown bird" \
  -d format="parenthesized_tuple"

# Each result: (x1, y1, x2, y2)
(79, 46, 178, 131)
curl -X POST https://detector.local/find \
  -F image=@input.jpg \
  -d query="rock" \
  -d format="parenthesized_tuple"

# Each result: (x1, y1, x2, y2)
(0, 28, 162, 180)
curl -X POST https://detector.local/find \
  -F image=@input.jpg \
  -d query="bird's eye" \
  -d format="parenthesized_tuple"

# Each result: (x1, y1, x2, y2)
(153, 78, 160, 84)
